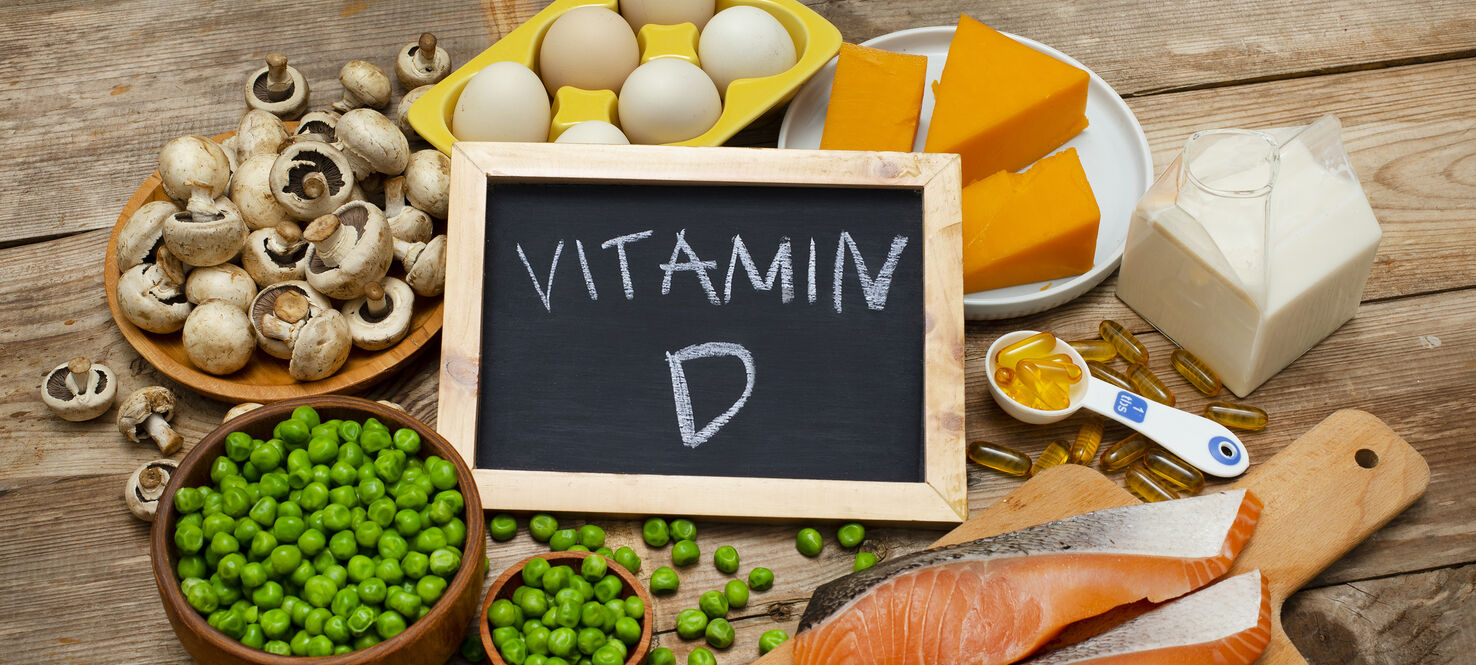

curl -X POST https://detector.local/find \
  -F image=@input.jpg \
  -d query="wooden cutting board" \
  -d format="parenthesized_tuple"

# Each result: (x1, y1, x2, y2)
(755, 409, 1429, 665)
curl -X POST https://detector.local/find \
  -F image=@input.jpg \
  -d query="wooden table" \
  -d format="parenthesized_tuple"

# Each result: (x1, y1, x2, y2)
(2, 1, 1471, 663)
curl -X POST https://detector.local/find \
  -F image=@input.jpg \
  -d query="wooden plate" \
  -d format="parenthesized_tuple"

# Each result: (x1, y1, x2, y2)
(480, 550, 654, 665)
(104, 129, 444, 403)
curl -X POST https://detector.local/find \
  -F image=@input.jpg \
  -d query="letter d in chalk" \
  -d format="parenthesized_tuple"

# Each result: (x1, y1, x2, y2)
(665, 342, 755, 448)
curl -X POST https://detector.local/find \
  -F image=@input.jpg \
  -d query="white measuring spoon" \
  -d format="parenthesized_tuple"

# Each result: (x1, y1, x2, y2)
(985, 330, 1249, 478)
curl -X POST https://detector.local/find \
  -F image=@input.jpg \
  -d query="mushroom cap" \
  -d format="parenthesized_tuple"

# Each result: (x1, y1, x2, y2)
(404, 149, 450, 219)
(404, 234, 448, 297)
(41, 358, 117, 421)
(163, 196, 249, 267)
(295, 110, 341, 144)
(395, 34, 453, 90)
(158, 136, 231, 205)
(388, 205, 434, 244)
(245, 55, 310, 119)
(335, 60, 392, 112)
(270, 141, 357, 222)
(185, 263, 257, 311)
(117, 386, 176, 442)
(336, 109, 410, 179)
(223, 402, 263, 423)
(126, 458, 178, 522)
(396, 85, 433, 141)
(183, 300, 256, 375)
(117, 200, 182, 272)
(304, 202, 395, 300)
(289, 309, 352, 381)
(117, 262, 193, 334)
(249, 281, 332, 359)
(341, 277, 415, 350)
(235, 109, 290, 164)
(230, 154, 293, 231)
(241, 222, 309, 288)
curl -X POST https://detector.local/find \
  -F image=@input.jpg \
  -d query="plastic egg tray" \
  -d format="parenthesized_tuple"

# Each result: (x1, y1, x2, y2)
(407, 0, 841, 151)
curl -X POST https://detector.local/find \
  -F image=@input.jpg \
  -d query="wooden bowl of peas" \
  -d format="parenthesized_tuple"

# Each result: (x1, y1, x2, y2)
(149, 395, 487, 665)
(481, 551, 653, 665)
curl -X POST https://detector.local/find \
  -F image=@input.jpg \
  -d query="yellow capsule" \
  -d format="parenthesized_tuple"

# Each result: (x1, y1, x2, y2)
(967, 441, 1032, 477)
(1126, 364, 1175, 406)
(993, 366, 1016, 388)
(1170, 349, 1222, 396)
(996, 332, 1058, 370)
(1125, 464, 1179, 503)
(1031, 440, 1070, 477)
(1099, 433, 1150, 472)
(1034, 354, 1084, 382)
(1087, 361, 1135, 392)
(1017, 361, 1072, 411)
(1069, 339, 1118, 363)
(1204, 402, 1269, 431)
(1099, 320, 1149, 365)
(1068, 417, 1105, 464)
(1143, 448, 1205, 493)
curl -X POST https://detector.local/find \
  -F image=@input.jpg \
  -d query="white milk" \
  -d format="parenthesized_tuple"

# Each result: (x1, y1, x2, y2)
(1117, 115, 1381, 397)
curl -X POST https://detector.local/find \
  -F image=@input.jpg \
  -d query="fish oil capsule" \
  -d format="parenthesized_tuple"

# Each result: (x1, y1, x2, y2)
(1069, 417, 1105, 464)
(1099, 320, 1149, 365)
(1087, 361, 1135, 392)
(1204, 402, 1269, 431)
(1035, 354, 1084, 382)
(1099, 433, 1149, 472)
(1016, 361, 1071, 411)
(993, 366, 1016, 388)
(995, 332, 1057, 369)
(1143, 448, 1205, 493)
(1031, 440, 1070, 477)
(1069, 339, 1117, 363)
(967, 441, 1032, 477)
(1170, 349, 1222, 396)
(1125, 465, 1179, 503)
(1125, 364, 1176, 406)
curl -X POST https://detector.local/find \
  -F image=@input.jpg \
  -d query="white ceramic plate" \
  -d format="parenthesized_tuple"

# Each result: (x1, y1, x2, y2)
(778, 26, 1154, 320)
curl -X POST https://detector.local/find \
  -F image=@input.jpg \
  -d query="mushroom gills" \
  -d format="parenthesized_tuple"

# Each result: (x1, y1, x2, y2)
(282, 152, 347, 198)
(47, 365, 108, 400)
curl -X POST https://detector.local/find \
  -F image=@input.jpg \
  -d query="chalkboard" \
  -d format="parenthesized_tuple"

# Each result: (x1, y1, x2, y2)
(439, 144, 967, 524)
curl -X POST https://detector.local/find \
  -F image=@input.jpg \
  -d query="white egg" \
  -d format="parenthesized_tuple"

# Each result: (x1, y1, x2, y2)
(620, 0, 716, 31)
(452, 61, 551, 142)
(539, 6, 640, 94)
(698, 6, 797, 94)
(555, 121, 631, 145)
(618, 58, 722, 145)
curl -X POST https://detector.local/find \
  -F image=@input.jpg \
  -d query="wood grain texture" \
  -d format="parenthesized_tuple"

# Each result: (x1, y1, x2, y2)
(1282, 563, 1476, 665)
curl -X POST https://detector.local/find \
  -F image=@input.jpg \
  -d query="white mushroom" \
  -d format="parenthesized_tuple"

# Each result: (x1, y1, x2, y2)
(117, 200, 182, 272)
(246, 53, 310, 119)
(295, 110, 340, 144)
(224, 402, 263, 422)
(290, 309, 353, 381)
(183, 300, 256, 375)
(303, 202, 395, 300)
(235, 109, 290, 164)
(117, 246, 193, 333)
(185, 263, 257, 311)
(118, 386, 182, 455)
(395, 85, 432, 142)
(377, 400, 406, 412)
(41, 357, 117, 422)
(394, 234, 447, 297)
(395, 33, 452, 90)
(241, 221, 309, 287)
(126, 458, 178, 522)
(403, 149, 450, 219)
(231, 154, 293, 230)
(385, 176, 432, 243)
(270, 141, 357, 221)
(158, 135, 232, 214)
(249, 282, 333, 359)
(162, 195, 249, 267)
(341, 278, 414, 350)
(333, 60, 391, 112)
(333, 109, 410, 179)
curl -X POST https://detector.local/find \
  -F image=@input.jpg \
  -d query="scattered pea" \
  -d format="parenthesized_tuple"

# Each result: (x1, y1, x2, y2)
(796, 528, 823, 557)
(748, 567, 774, 591)
(490, 514, 518, 542)
(837, 522, 866, 549)
(529, 514, 559, 542)
(669, 519, 697, 542)
(641, 518, 670, 547)
(647, 647, 676, 665)
(699, 590, 728, 619)
(461, 632, 487, 662)
(712, 545, 739, 574)
(724, 579, 749, 608)
(705, 617, 735, 649)
(688, 646, 716, 665)
(759, 629, 790, 654)
(612, 546, 641, 574)
(854, 551, 879, 571)
(671, 540, 700, 567)
(676, 608, 708, 639)
(577, 525, 606, 549)
(549, 529, 578, 552)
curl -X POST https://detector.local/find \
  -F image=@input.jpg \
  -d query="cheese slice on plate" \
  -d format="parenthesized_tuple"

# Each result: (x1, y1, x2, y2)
(962, 148, 1100, 293)
(820, 43, 928, 152)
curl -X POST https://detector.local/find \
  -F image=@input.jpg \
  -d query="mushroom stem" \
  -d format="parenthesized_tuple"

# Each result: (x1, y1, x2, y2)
(304, 214, 358, 268)
(139, 465, 166, 492)
(144, 414, 182, 455)
(384, 176, 406, 217)
(301, 172, 328, 200)
(265, 53, 291, 93)
(393, 238, 424, 265)
(267, 221, 303, 254)
(275, 290, 309, 324)
(416, 33, 438, 63)
(363, 281, 389, 317)
(66, 357, 93, 394)
(183, 184, 223, 221)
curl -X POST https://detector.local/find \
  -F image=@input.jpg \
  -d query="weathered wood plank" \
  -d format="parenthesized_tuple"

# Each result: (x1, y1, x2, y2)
(1282, 563, 1476, 665)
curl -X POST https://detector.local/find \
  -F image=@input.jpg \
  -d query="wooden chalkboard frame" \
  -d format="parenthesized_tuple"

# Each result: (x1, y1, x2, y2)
(438, 143, 966, 524)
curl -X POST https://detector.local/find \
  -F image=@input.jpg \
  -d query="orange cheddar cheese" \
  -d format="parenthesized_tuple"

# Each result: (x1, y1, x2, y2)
(820, 43, 928, 152)
(962, 148, 1099, 292)
(925, 15, 1089, 184)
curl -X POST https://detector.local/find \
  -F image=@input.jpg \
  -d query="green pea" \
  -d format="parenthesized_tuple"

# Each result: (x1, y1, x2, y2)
(177, 555, 208, 580)
(669, 519, 696, 542)
(413, 526, 447, 553)
(374, 449, 406, 483)
(374, 560, 404, 587)
(323, 503, 352, 531)
(332, 419, 359, 444)
(641, 518, 669, 547)
(346, 555, 375, 583)
(338, 441, 366, 468)
(595, 546, 613, 558)
(225, 431, 254, 462)
(347, 604, 377, 636)
(428, 459, 458, 491)
(576, 525, 605, 549)
(443, 516, 468, 548)
(174, 524, 204, 554)
(712, 545, 739, 574)
(549, 528, 577, 552)
(566, 545, 589, 552)
(354, 521, 383, 550)
(795, 528, 823, 557)
(759, 629, 789, 654)
(360, 427, 391, 454)
(289, 630, 310, 655)
(386, 588, 422, 618)
(185, 579, 219, 613)
(210, 457, 239, 485)
(698, 589, 728, 619)
(671, 540, 699, 567)
(290, 407, 321, 430)
(217, 607, 247, 639)
(250, 442, 284, 473)
(402, 551, 429, 579)
(518, 586, 549, 617)
(649, 566, 679, 595)
(358, 577, 388, 605)
(395, 486, 429, 512)
(429, 547, 460, 577)
(542, 565, 572, 593)
(209, 532, 240, 557)
(299, 482, 329, 511)
(529, 514, 559, 542)
(233, 516, 261, 544)
(612, 615, 642, 645)
(330, 586, 360, 617)
(854, 551, 879, 571)
(297, 528, 326, 557)
(263, 640, 292, 656)
(174, 487, 204, 514)
(259, 473, 289, 501)
(578, 601, 606, 629)
(307, 437, 339, 465)
(611, 547, 641, 574)
(591, 644, 623, 665)
(310, 422, 340, 444)
(489, 598, 520, 627)
(415, 574, 447, 604)
(394, 508, 422, 537)
(623, 595, 644, 620)
(547, 626, 577, 657)
(647, 647, 676, 665)
(253, 581, 285, 610)
(723, 579, 749, 609)
(836, 522, 866, 549)
(569, 576, 594, 602)
(329, 461, 358, 490)
(525, 654, 549, 665)
(221, 488, 250, 518)
(748, 567, 774, 591)
(261, 608, 292, 640)
(555, 600, 581, 629)
(378, 530, 408, 560)
(593, 574, 623, 604)
(675, 608, 708, 639)
(490, 513, 517, 542)
(392, 428, 421, 454)
(688, 648, 716, 665)
(289, 561, 317, 588)
(580, 553, 607, 581)
(367, 497, 397, 527)
(575, 626, 606, 655)
(704, 617, 734, 649)
(492, 625, 521, 648)
(517, 557, 549, 589)
(328, 530, 357, 561)
(554, 587, 582, 607)
(452, 631, 484, 662)
(603, 598, 625, 622)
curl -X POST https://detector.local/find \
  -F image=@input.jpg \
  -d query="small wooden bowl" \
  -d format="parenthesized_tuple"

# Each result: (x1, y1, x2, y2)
(150, 396, 487, 665)
(104, 128, 445, 403)
(480, 551, 653, 665)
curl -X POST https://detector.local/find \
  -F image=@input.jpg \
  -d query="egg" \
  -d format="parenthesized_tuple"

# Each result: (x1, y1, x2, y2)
(539, 6, 640, 94)
(620, 0, 716, 31)
(452, 61, 551, 142)
(555, 121, 631, 145)
(698, 6, 797, 94)
(618, 58, 722, 145)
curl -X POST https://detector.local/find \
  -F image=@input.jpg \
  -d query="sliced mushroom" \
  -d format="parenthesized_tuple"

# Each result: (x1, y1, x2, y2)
(249, 281, 333, 359)
(231, 154, 292, 230)
(333, 60, 391, 112)
(303, 202, 395, 300)
(295, 110, 340, 144)
(341, 278, 414, 350)
(158, 136, 232, 214)
(270, 141, 357, 221)
(126, 458, 178, 522)
(396, 85, 432, 142)
(241, 221, 309, 287)
(333, 108, 410, 179)
(403, 149, 450, 219)
(224, 403, 263, 422)
(385, 176, 432, 243)
(290, 309, 353, 381)
(235, 109, 290, 164)
(118, 386, 182, 455)
(183, 300, 256, 375)
(163, 195, 249, 267)
(246, 53, 310, 119)
(117, 246, 193, 333)
(394, 234, 447, 297)
(117, 200, 182, 272)
(395, 33, 452, 90)
(41, 357, 117, 421)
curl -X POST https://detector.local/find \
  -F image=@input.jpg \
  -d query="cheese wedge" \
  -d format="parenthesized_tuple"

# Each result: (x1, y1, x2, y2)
(926, 15, 1089, 184)
(962, 148, 1099, 292)
(820, 43, 928, 152)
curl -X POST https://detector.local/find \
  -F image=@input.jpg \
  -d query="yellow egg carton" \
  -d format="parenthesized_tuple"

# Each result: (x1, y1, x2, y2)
(407, 0, 841, 150)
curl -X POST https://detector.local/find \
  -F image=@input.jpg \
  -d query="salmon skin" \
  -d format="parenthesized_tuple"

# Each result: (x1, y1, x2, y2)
(1021, 570, 1272, 664)
(793, 489, 1262, 665)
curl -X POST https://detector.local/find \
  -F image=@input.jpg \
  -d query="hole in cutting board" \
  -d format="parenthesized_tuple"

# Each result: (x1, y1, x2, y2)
(1355, 448, 1379, 469)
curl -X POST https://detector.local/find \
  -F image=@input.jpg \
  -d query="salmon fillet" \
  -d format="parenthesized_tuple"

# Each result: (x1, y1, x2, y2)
(792, 489, 1262, 665)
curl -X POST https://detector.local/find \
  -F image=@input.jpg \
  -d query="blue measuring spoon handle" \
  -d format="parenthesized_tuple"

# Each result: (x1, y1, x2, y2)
(1078, 377, 1250, 478)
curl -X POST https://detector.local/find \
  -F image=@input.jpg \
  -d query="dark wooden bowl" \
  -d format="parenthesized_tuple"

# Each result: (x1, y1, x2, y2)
(149, 396, 487, 665)
(480, 551, 653, 665)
